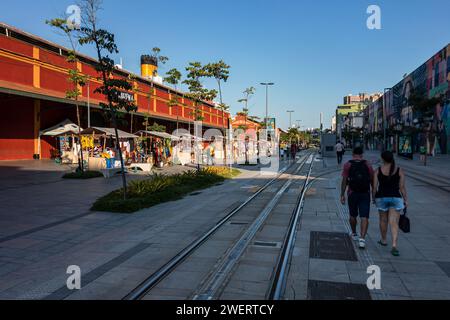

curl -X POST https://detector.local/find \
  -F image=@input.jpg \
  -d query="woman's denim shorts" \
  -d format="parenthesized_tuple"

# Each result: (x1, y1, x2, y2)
(375, 197, 404, 212)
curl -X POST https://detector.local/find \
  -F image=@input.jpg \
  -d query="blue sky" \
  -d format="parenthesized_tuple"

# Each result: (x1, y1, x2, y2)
(2, 0, 450, 129)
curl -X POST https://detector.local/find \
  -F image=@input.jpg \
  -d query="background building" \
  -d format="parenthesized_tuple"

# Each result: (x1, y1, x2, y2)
(365, 44, 450, 155)
(0, 23, 230, 160)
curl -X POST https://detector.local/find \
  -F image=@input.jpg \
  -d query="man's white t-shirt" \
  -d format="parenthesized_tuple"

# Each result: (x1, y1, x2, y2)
(335, 143, 344, 152)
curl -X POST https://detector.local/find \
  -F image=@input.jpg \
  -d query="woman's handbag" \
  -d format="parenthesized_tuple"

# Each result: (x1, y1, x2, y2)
(399, 208, 410, 233)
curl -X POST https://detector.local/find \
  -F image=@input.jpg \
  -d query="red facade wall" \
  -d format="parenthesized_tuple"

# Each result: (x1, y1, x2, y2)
(0, 36, 33, 57)
(0, 96, 34, 160)
(0, 55, 33, 86)
(156, 99, 169, 114)
(40, 68, 71, 93)
(40, 50, 72, 69)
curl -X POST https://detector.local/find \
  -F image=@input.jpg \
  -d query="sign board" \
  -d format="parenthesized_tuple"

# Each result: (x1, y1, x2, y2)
(398, 135, 413, 159)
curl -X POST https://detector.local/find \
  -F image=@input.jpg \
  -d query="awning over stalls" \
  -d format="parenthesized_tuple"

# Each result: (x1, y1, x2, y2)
(80, 127, 138, 139)
(40, 119, 83, 136)
(134, 130, 180, 141)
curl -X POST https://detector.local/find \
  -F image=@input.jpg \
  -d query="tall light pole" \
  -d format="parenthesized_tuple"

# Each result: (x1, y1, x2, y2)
(87, 78, 91, 128)
(287, 110, 294, 129)
(296, 120, 301, 129)
(260, 82, 274, 139)
(383, 88, 391, 150)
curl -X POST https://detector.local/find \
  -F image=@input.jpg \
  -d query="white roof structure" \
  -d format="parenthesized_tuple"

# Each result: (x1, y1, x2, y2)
(40, 119, 83, 136)
(135, 130, 180, 141)
(81, 127, 138, 139)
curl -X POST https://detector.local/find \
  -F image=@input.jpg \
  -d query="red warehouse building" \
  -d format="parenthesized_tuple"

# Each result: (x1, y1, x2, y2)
(0, 23, 230, 160)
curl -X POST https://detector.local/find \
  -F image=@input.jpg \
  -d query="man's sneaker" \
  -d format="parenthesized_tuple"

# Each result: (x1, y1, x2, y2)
(358, 238, 366, 249)
(350, 232, 359, 241)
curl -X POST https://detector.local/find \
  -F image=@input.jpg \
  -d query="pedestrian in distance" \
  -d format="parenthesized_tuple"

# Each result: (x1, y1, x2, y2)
(290, 143, 298, 160)
(335, 141, 345, 165)
(340, 146, 374, 249)
(372, 150, 408, 257)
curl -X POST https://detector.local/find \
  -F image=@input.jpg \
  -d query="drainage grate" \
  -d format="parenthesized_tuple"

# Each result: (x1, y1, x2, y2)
(189, 192, 202, 196)
(309, 231, 357, 261)
(228, 222, 248, 226)
(307, 280, 372, 300)
(253, 241, 281, 248)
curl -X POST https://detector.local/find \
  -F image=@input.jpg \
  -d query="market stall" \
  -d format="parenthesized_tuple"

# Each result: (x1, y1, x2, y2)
(39, 119, 84, 164)
(202, 135, 225, 165)
(134, 130, 180, 168)
(80, 127, 138, 171)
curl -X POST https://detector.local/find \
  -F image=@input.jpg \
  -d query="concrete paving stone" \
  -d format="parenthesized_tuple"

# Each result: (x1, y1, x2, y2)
(284, 279, 308, 300)
(175, 257, 219, 273)
(376, 273, 411, 297)
(308, 259, 350, 283)
(190, 244, 229, 259)
(348, 268, 371, 285)
(371, 292, 412, 300)
(225, 279, 269, 296)
(142, 288, 193, 300)
(232, 263, 274, 282)
(120, 251, 177, 269)
(0, 247, 30, 259)
(242, 251, 278, 264)
(154, 270, 205, 290)
(257, 225, 289, 239)
(398, 273, 450, 295)
(64, 281, 131, 300)
(93, 266, 152, 287)
(410, 291, 450, 300)
(219, 291, 266, 300)
(390, 260, 447, 276)
(212, 227, 246, 241)
(0, 237, 45, 249)
(42, 241, 78, 254)
(0, 262, 23, 277)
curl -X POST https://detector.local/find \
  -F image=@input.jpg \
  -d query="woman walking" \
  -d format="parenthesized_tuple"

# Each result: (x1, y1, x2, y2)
(372, 151, 408, 256)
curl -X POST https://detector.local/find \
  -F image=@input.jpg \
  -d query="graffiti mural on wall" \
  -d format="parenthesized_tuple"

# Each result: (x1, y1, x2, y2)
(386, 45, 450, 154)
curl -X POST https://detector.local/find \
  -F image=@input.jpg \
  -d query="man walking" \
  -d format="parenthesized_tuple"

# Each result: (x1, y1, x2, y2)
(335, 141, 345, 164)
(290, 143, 298, 160)
(340, 147, 374, 249)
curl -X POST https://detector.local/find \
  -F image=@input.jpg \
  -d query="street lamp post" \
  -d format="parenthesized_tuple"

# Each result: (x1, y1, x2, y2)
(87, 78, 91, 128)
(287, 110, 294, 129)
(260, 82, 274, 139)
(383, 88, 391, 150)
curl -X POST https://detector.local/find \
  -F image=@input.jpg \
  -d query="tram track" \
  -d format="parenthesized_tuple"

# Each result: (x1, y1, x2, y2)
(123, 151, 315, 300)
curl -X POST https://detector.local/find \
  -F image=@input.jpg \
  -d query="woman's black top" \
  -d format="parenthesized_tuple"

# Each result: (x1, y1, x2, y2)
(375, 167, 402, 198)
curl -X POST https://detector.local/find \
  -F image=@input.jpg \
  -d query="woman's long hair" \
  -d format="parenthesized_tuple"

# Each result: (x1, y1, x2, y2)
(381, 150, 395, 176)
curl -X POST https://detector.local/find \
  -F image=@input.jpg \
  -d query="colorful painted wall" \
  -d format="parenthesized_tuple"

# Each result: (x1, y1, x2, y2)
(386, 44, 450, 154)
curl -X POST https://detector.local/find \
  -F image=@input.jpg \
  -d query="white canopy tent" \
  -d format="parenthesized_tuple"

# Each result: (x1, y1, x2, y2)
(135, 130, 180, 141)
(40, 119, 83, 137)
(38, 119, 83, 158)
(80, 127, 138, 139)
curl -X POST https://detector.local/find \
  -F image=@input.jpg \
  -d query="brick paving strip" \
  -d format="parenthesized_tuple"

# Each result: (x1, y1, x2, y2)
(0, 212, 92, 244)
(43, 243, 151, 300)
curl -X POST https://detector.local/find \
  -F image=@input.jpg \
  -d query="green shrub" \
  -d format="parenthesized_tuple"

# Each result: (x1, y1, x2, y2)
(91, 167, 241, 213)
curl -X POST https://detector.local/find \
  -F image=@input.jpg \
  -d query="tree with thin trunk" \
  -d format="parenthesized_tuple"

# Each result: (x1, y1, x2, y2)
(204, 61, 230, 161)
(164, 68, 182, 131)
(78, 0, 137, 199)
(46, 18, 87, 173)
(183, 62, 217, 170)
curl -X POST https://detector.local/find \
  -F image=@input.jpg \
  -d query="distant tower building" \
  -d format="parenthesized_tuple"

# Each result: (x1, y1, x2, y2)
(141, 54, 163, 84)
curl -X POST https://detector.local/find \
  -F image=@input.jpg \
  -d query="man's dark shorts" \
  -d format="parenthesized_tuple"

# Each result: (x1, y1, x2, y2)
(348, 192, 370, 218)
